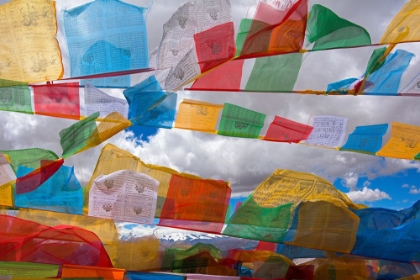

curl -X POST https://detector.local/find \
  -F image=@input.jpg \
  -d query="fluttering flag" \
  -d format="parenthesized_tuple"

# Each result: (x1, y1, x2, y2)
(15, 164, 83, 214)
(306, 4, 371, 50)
(60, 112, 100, 158)
(60, 111, 131, 158)
(245, 53, 303, 92)
(32, 82, 81, 120)
(124, 76, 177, 128)
(88, 170, 159, 224)
(218, 103, 266, 138)
(304, 116, 348, 148)
(62, 0, 149, 87)
(190, 60, 245, 91)
(377, 122, 420, 159)
(18, 209, 120, 265)
(1, 148, 59, 173)
(0, 85, 32, 114)
(84, 83, 129, 118)
(157, 0, 233, 90)
(340, 124, 388, 154)
(0, 0, 63, 83)
(0, 152, 16, 187)
(162, 243, 221, 270)
(116, 236, 160, 271)
(237, 0, 308, 59)
(127, 271, 185, 280)
(175, 100, 224, 132)
(364, 49, 414, 96)
(380, 0, 420, 44)
(15, 159, 64, 194)
(264, 116, 313, 143)
(401, 73, 420, 96)
(159, 174, 231, 233)
(0, 214, 112, 267)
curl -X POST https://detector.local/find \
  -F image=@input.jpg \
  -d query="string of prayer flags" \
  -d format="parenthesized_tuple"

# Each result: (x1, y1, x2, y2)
(263, 116, 313, 143)
(159, 174, 231, 233)
(340, 124, 389, 154)
(61, 265, 125, 280)
(380, 0, 420, 44)
(218, 103, 266, 138)
(175, 100, 224, 132)
(377, 122, 420, 159)
(18, 209, 120, 265)
(115, 236, 160, 271)
(0, 261, 59, 278)
(0, 214, 112, 267)
(32, 83, 81, 120)
(61, 0, 149, 87)
(15, 158, 64, 194)
(244, 53, 303, 92)
(84, 83, 129, 118)
(236, 0, 308, 59)
(0, 0, 63, 83)
(88, 170, 158, 224)
(0, 84, 32, 114)
(306, 4, 371, 51)
(304, 116, 348, 148)
(15, 164, 83, 214)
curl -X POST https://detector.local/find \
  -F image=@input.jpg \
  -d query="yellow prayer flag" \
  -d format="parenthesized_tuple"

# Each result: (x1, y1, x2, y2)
(380, 0, 420, 44)
(376, 122, 420, 159)
(17, 209, 119, 265)
(175, 99, 224, 132)
(0, 0, 63, 83)
(0, 182, 13, 206)
(115, 236, 160, 271)
(288, 200, 360, 253)
(86, 144, 202, 216)
(251, 169, 357, 209)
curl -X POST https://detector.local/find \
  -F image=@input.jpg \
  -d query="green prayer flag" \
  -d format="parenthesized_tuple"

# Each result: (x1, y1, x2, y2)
(223, 196, 292, 243)
(60, 111, 99, 158)
(245, 53, 303, 92)
(0, 261, 59, 278)
(307, 4, 371, 50)
(218, 103, 266, 138)
(1, 148, 59, 172)
(364, 47, 387, 76)
(0, 85, 32, 114)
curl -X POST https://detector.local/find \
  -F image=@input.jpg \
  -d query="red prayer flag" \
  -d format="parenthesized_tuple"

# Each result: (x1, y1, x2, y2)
(159, 174, 231, 233)
(263, 116, 313, 143)
(194, 22, 236, 73)
(190, 59, 245, 91)
(33, 82, 80, 120)
(16, 159, 64, 194)
(0, 215, 112, 267)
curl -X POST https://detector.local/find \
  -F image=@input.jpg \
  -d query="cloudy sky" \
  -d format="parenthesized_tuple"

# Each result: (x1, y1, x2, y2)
(1, 0, 420, 209)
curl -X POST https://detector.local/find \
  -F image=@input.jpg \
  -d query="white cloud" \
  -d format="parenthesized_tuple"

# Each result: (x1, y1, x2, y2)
(346, 187, 391, 202)
(402, 183, 410, 188)
(409, 185, 420, 194)
(341, 172, 359, 191)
